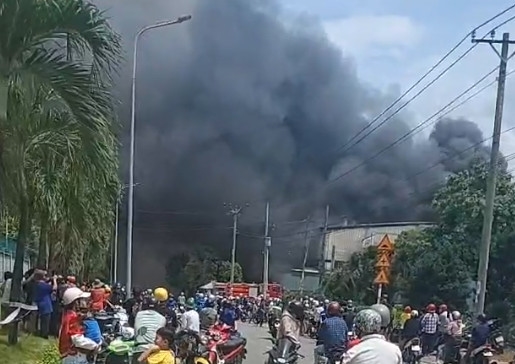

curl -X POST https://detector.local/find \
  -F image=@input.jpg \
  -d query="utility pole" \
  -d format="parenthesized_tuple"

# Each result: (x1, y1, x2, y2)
(299, 217, 311, 295)
(472, 32, 515, 314)
(319, 205, 330, 291)
(225, 203, 247, 294)
(263, 202, 271, 298)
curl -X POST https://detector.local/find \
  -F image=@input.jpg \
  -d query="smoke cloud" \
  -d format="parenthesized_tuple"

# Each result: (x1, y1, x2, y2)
(102, 0, 492, 285)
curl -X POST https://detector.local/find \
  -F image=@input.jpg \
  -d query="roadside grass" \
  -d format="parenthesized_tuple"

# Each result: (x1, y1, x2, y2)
(0, 333, 56, 364)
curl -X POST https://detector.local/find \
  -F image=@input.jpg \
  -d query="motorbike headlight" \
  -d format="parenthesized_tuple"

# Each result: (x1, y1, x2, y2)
(276, 359, 286, 364)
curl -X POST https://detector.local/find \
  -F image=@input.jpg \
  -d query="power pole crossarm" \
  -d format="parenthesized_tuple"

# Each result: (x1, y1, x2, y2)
(473, 32, 515, 315)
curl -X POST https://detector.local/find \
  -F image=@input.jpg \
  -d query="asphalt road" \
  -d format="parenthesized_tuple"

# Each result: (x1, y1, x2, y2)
(238, 322, 314, 364)
(236, 322, 444, 364)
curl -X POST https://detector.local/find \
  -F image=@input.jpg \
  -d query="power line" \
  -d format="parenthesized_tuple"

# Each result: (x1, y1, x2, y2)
(332, 5, 515, 157)
(327, 66, 508, 186)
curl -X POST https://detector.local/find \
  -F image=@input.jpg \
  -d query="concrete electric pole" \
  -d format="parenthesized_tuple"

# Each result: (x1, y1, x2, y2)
(473, 32, 515, 314)
(262, 202, 271, 298)
(299, 217, 311, 295)
(225, 203, 247, 293)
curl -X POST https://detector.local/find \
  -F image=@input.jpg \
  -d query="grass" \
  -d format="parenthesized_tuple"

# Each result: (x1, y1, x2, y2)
(0, 332, 56, 364)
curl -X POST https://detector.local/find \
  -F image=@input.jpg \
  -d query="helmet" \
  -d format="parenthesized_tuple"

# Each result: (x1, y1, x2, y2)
(324, 299, 330, 304)
(476, 313, 487, 323)
(62, 287, 91, 306)
(439, 304, 448, 312)
(451, 311, 461, 320)
(185, 298, 195, 309)
(142, 297, 158, 310)
(200, 307, 217, 329)
(411, 310, 419, 317)
(404, 306, 412, 313)
(354, 309, 381, 337)
(208, 294, 215, 301)
(154, 287, 168, 302)
(287, 301, 305, 321)
(370, 303, 391, 328)
(427, 303, 436, 313)
(198, 293, 204, 298)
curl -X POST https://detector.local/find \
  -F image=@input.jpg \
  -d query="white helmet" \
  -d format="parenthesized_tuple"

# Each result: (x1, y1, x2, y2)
(324, 299, 329, 304)
(411, 310, 419, 317)
(451, 311, 461, 320)
(62, 287, 90, 306)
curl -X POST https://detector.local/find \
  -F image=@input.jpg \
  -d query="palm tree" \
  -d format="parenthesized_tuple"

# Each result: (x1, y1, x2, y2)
(0, 0, 122, 344)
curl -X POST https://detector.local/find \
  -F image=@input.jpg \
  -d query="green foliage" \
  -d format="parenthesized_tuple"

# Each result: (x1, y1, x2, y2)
(323, 246, 377, 304)
(325, 162, 515, 313)
(36, 344, 60, 364)
(0, 0, 122, 344)
(166, 250, 244, 294)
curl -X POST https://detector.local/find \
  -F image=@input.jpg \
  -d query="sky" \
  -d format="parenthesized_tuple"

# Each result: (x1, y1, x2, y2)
(280, 0, 515, 161)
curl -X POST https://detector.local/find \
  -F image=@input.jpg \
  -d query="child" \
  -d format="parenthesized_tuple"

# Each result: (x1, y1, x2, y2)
(82, 312, 102, 346)
(137, 327, 175, 364)
(59, 287, 100, 364)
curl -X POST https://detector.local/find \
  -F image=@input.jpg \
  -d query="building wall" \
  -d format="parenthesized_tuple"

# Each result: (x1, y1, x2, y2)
(322, 222, 433, 270)
(281, 271, 320, 292)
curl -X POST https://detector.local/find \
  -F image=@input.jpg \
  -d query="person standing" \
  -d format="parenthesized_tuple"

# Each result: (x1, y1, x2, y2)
(33, 270, 57, 339)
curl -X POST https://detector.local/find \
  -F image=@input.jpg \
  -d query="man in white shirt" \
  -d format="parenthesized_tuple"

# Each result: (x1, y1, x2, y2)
(133, 298, 166, 359)
(180, 298, 200, 333)
(342, 308, 402, 364)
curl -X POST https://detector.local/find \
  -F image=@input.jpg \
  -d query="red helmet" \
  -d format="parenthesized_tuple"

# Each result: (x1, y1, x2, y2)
(439, 304, 448, 312)
(427, 303, 436, 313)
(404, 306, 412, 313)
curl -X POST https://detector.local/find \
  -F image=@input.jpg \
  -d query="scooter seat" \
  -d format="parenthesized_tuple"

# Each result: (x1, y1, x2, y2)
(217, 337, 246, 353)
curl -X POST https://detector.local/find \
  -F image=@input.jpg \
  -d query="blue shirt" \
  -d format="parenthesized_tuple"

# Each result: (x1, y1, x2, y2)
(33, 281, 53, 315)
(318, 316, 348, 358)
(83, 318, 103, 344)
(471, 323, 490, 348)
(220, 308, 237, 327)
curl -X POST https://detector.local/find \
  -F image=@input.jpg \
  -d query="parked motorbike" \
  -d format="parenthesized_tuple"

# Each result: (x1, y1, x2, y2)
(266, 337, 304, 364)
(200, 325, 247, 364)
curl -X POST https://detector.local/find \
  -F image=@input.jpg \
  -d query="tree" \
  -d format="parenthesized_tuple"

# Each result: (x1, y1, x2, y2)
(0, 0, 121, 344)
(390, 162, 515, 310)
(325, 162, 515, 313)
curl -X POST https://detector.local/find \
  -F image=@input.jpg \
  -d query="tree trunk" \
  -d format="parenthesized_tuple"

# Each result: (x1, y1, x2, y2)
(37, 216, 48, 269)
(8, 197, 30, 345)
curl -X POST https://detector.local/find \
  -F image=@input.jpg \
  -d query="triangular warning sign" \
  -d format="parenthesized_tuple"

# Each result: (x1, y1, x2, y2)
(377, 234, 394, 252)
(375, 253, 391, 268)
(374, 268, 389, 285)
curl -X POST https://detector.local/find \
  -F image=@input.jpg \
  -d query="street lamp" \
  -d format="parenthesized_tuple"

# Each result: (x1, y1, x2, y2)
(126, 15, 192, 295)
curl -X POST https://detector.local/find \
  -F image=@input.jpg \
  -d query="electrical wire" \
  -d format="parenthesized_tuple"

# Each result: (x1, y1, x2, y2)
(331, 4, 515, 157)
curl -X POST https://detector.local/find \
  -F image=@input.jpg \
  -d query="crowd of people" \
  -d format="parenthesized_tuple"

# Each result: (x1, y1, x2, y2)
(0, 269, 499, 364)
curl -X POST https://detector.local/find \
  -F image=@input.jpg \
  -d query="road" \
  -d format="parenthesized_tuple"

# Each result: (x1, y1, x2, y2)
(237, 322, 442, 364)
(238, 322, 314, 364)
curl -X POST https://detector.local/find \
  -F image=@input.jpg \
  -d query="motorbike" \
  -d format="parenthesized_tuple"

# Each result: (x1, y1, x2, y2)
(95, 335, 135, 364)
(487, 319, 505, 354)
(200, 324, 247, 364)
(470, 344, 494, 364)
(269, 318, 280, 339)
(175, 330, 211, 364)
(401, 337, 422, 364)
(266, 337, 304, 364)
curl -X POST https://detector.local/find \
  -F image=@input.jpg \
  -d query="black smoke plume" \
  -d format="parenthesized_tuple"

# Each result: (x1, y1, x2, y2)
(102, 0, 492, 286)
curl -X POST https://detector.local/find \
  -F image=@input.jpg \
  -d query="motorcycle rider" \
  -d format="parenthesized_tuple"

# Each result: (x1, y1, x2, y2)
(466, 313, 491, 363)
(200, 307, 218, 330)
(317, 302, 348, 364)
(220, 300, 237, 329)
(341, 308, 402, 364)
(443, 310, 464, 364)
(278, 301, 305, 347)
(179, 298, 200, 333)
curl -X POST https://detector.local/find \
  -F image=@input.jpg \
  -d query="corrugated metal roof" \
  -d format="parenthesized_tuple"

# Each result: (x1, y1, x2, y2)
(327, 221, 434, 231)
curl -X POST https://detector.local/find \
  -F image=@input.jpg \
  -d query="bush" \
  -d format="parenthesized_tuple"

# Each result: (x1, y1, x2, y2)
(36, 344, 60, 364)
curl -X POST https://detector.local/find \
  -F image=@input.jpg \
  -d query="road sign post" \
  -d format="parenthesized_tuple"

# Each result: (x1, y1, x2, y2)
(374, 234, 394, 303)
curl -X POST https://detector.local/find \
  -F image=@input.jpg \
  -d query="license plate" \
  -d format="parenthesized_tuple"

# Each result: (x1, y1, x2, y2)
(483, 351, 493, 357)
(274, 323, 279, 328)
(411, 345, 421, 352)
